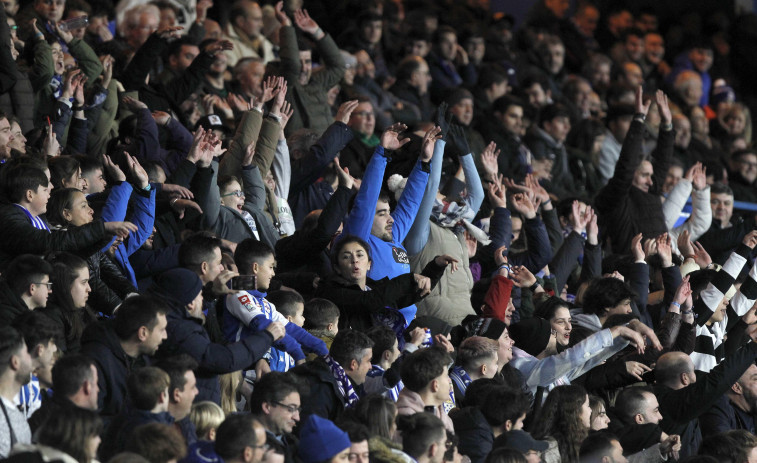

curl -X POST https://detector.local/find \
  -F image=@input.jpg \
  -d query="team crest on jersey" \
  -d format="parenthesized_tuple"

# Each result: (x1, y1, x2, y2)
(238, 294, 254, 312)
(392, 246, 409, 264)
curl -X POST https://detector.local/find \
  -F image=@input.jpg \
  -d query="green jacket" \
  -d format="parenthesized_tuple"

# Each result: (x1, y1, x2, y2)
(279, 25, 345, 136)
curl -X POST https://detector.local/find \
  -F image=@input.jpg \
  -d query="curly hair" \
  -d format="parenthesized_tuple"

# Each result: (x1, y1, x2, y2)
(530, 385, 589, 463)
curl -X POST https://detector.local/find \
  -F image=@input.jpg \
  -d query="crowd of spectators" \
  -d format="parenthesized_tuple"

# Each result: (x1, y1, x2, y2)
(1, 0, 757, 462)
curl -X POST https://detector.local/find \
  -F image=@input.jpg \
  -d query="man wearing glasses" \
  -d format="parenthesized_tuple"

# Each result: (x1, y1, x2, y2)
(0, 255, 53, 326)
(249, 372, 301, 463)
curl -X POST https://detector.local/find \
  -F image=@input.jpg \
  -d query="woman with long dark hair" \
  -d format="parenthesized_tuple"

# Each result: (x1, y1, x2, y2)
(40, 252, 95, 353)
(47, 187, 137, 315)
(530, 385, 592, 463)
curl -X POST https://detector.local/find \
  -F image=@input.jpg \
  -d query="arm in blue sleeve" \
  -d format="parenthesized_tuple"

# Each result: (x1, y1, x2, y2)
(661, 265, 683, 308)
(459, 153, 484, 219)
(285, 322, 329, 356)
(98, 182, 133, 223)
(405, 140, 445, 255)
(392, 159, 430, 243)
(122, 189, 156, 257)
(249, 314, 306, 361)
(98, 182, 134, 252)
(342, 146, 388, 239)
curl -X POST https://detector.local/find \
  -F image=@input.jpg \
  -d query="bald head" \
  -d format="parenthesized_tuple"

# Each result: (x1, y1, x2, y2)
(655, 352, 695, 389)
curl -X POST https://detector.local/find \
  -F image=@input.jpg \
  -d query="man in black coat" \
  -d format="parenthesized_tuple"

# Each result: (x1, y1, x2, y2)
(654, 327, 757, 459)
(700, 363, 757, 437)
(290, 330, 373, 424)
(80, 295, 168, 427)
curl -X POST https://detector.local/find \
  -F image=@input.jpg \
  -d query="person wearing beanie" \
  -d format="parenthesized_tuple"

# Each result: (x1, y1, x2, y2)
(297, 415, 351, 463)
(150, 267, 287, 404)
(508, 316, 661, 398)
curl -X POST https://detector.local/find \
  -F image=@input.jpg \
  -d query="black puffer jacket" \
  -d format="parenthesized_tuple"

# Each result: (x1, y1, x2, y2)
(86, 251, 137, 316)
(0, 205, 107, 272)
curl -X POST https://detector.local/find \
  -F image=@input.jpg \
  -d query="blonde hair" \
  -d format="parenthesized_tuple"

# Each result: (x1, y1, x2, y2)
(219, 370, 242, 415)
(190, 401, 226, 441)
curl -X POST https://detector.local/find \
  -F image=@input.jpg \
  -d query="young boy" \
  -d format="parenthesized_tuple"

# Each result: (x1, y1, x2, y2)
(303, 298, 340, 360)
(0, 164, 135, 270)
(0, 254, 54, 325)
(264, 290, 306, 370)
(224, 239, 328, 376)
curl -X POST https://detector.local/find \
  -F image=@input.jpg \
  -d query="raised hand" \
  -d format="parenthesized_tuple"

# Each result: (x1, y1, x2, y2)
(493, 245, 508, 267)
(242, 140, 256, 167)
(380, 123, 410, 150)
(693, 241, 712, 269)
(656, 233, 673, 267)
(279, 101, 294, 130)
(692, 164, 707, 191)
(261, 76, 283, 105)
(203, 39, 233, 56)
(448, 123, 470, 156)
(155, 26, 184, 40)
(509, 265, 537, 288)
(628, 319, 663, 351)
(42, 124, 60, 157)
(334, 158, 354, 190)
(634, 85, 652, 117)
(170, 198, 203, 219)
(103, 155, 126, 182)
(743, 230, 757, 249)
(586, 209, 598, 244)
(487, 181, 507, 208)
(293, 9, 320, 36)
(274, 1, 292, 26)
(151, 110, 171, 126)
(672, 275, 691, 308)
(433, 102, 451, 139)
(121, 95, 148, 111)
(656, 89, 672, 125)
(480, 142, 500, 177)
(211, 269, 239, 296)
(270, 79, 288, 117)
(125, 152, 149, 189)
(196, 0, 213, 22)
(631, 233, 645, 261)
(187, 127, 207, 164)
(677, 230, 695, 258)
(421, 125, 442, 162)
(55, 21, 74, 44)
(73, 73, 87, 107)
(511, 193, 536, 219)
(227, 93, 251, 113)
(335, 100, 359, 124)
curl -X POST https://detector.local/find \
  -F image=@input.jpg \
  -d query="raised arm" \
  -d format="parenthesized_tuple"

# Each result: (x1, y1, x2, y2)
(342, 124, 409, 239)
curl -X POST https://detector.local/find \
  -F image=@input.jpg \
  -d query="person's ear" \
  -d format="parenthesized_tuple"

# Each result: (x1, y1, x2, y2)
(681, 372, 690, 386)
(80, 178, 89, 191)
(261, 402, 272, 415)
(732, 382, 743, 395)
(349, 358, 359, 372)
(209, 428, 216, 441)
(634, 413, 644, 425)
(243, 446, 253, 463)
(172, 387, 181, 404)
(480, 363, 487, 377)
(62, 208, 73, 222)
(200, 261, 209, 275)
(24, 188, 34, 203)
(504, 420, 513, 432)
(252, 262, 260, 275)
(137, 326, 149, 342)
(34, 344, 44, 359)
(430, 378, 439, 393)
(383, 349, 392, 361)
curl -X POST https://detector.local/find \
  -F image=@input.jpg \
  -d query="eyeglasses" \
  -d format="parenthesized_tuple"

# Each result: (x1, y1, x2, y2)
(249, 443, 270, 451)
(33, 282, 53, 288)
(221, 190, 244, 198)
(272, 402, 302, 414)
(352, 111, 374, 118)
(10, 25, 17, 30)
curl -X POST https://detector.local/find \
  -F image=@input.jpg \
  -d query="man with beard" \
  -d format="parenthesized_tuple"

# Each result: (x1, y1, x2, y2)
(701, 363, 757, 436)
(0, 326, 34, 457)
(340, 123, 437, 326)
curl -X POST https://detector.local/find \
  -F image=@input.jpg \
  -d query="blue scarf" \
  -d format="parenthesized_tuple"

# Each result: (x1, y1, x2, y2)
(323, 355, 360, 407)
(449, 365, 472, 401)
(14, 204, 50, 232)
(366, 365, 403, 401)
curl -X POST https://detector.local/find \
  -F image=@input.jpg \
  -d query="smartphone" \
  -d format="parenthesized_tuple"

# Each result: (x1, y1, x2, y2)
(230, 275, 257, 291)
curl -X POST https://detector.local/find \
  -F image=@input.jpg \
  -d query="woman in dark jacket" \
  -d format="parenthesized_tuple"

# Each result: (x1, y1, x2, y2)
(315, 235, 453, 333)
(40, 252, 96, 353)
(47, 188, 137, 315)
